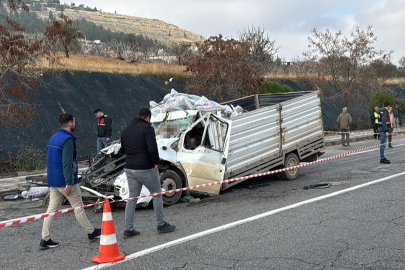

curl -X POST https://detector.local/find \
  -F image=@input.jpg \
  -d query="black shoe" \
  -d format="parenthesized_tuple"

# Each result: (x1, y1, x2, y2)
(157, 222, 176, 234)
(317, 152, 325, 157)
(123, 230, 140, 238)
(389, 145, 393, 148)
(347, 144, 350, 146)
(380, 158, 391, 164)
(88, 228, 101, 242)
(342, 144, 346, 147)
(38, 239, 59, 250)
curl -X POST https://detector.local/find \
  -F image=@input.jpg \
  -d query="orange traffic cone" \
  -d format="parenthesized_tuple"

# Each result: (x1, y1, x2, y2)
(92, 198, 126, 264)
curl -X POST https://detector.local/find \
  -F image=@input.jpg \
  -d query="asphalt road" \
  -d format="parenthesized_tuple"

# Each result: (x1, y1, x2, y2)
(1, 136, 405, 270)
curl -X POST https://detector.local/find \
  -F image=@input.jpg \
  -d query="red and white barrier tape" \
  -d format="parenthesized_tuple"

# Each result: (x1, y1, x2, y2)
(324, 130, 405, 136)
(1, 137, 404, 229)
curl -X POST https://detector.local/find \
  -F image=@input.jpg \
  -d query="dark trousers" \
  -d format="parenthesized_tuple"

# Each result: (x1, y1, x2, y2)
(373, 124, 380, 139)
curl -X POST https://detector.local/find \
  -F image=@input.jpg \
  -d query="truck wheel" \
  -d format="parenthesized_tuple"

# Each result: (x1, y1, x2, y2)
(160, 170, 182, 206)
(279, 153, 300, 181)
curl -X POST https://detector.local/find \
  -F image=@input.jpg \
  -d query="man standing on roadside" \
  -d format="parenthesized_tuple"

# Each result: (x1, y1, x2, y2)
(370, 106, 380, 140)
(94, 109, 112, 152)
(39, 113, 101, 250)
(378, 102, 393, 164)
(337, 107, 352, 147)
(121, 108, 176, 238)
(393, 103, 400, 131)
(388, 105, 396, 148)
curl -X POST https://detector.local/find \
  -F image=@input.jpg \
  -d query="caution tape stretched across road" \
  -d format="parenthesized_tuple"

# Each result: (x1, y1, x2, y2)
(324, 130, 405, 136)
(1, 136, 405, 229)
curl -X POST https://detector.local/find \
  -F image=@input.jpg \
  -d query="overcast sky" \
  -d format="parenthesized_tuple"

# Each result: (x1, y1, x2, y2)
(75, 0, 405, 64)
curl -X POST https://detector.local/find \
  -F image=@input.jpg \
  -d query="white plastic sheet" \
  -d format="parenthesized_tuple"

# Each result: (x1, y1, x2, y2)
(150, 89, 243, 118)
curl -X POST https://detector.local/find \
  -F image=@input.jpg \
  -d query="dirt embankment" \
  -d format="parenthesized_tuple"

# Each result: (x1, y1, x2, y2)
(1, 72, 185, 160)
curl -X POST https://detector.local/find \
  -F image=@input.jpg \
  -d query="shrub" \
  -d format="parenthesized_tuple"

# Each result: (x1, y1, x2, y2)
(15, 144, 46, 172)
(259, 81, 293, 94)
(369, 90, 405, 126)
(369, 90, 396, 113)
(0, 152, 17, 174)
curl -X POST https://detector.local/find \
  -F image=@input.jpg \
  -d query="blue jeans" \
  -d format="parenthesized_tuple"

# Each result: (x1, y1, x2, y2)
(379, 132, 387, 159)
(97, 137, 108, 153)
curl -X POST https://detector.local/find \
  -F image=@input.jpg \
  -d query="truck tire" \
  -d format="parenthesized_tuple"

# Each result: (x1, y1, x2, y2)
(160, 170, 183, 206)
(279, 153, 300, 181)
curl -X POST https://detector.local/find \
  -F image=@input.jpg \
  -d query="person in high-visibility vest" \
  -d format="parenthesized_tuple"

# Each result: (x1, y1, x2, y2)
(370, 106, 380, 140)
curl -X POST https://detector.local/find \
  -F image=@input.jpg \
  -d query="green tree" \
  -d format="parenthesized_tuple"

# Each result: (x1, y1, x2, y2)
(369, 90, 405, 125)
(369, 90, 395, 112)
(259, 81, 292, 94)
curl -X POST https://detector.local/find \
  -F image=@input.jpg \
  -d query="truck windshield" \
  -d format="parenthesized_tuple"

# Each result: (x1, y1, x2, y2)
(153, 115, 195, 139)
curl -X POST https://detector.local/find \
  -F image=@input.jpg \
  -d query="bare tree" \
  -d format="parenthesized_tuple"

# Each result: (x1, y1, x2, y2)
(184, 34, 263, 102)
(44, 13, 84, 58)
(170, 42, 190, 65)
(303, 26, 392, 107)
(122, 33, 141, 61)
(237, 25, 280, 73)
(139, 39, 154, 62)
(109, 39, 125, 59)
(1, 0, 50, 125)
(399, 56, 405, 69)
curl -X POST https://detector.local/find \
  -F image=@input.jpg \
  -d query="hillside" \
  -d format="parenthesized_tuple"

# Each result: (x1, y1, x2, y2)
(32, 6, 206, 46)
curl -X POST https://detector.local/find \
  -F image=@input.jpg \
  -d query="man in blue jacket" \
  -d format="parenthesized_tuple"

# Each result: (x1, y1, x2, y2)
(121, 108, 175, 238)
(39, 113, 101, 250)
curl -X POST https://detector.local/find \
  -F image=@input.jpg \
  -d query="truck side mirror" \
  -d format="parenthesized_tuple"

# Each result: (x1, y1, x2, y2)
(221, 158, 226, 165)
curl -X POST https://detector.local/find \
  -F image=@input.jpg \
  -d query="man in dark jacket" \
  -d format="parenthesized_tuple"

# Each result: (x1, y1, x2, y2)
(39, 113, 100, 250)
(378, 102, 393, 164)
(94, 108, 112, 152)
(121, 108, 175, 238)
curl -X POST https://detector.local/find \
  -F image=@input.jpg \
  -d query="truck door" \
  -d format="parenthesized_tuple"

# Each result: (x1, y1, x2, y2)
(177, 113, 231, 195)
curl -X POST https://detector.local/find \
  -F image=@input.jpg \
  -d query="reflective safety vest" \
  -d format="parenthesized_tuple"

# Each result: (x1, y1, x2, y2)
(374, 112, 378, 124)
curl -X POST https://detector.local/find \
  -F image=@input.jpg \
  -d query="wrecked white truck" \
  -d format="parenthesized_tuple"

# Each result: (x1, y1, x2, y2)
(82, 91, 325, 206)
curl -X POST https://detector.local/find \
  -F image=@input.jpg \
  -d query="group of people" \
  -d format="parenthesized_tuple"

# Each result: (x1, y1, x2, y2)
(39, 108, 175, 250)
(336, 102, 399, 165)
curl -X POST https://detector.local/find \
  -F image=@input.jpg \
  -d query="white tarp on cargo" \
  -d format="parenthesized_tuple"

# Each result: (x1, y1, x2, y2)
(150, 89, 243, 118)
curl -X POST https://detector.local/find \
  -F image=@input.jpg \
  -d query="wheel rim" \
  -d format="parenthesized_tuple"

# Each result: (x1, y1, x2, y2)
(161, 177, 176, 197)
(287, 158, 298, 176)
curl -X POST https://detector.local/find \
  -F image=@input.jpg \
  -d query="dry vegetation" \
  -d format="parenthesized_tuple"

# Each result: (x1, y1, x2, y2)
(264, 72, 405, 85)
(30, 53, 405, 87)
(30, 52, 188, 78)
(33, 7, 205, 47)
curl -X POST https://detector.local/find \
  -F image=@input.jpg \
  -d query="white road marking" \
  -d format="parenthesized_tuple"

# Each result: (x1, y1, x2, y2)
(82, 171, 405, 270)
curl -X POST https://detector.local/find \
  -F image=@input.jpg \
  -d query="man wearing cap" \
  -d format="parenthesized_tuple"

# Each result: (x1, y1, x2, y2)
(337, 107, 352, 147)
(94, 109, 112, 153)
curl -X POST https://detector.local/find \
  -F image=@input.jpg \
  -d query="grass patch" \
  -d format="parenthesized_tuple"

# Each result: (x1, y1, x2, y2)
(29, 53, 188, 78)
(384, 78, 405, 85)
